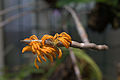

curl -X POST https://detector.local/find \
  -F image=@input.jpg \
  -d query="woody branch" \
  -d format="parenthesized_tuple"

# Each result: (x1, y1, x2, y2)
(63, 6, 108, 80)
(64, 6, 108, 49)
(20, 40, 108, 50)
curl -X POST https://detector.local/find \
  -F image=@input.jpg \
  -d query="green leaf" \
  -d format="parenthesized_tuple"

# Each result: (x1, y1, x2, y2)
(56, 0, 94, 7)
(96, 0, 119, 6)
(72, 48, 102, 80)
(57, 0, 119, 7)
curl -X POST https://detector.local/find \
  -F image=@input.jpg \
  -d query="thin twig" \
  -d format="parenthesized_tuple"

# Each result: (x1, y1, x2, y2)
(64, 6, 108, 50)
(0, 2, 33, 16)
(0, 7, 48, 28)
(64, 6, 89, 43)
(0, 10, 33, 28)
(0, 1, 43, 16)
(71, 41, 108, 50)
(20, 40, 108, 50)
(69, 48, 82, 80)
(61, 11, 82, 80)
(64, 6, 108, 80)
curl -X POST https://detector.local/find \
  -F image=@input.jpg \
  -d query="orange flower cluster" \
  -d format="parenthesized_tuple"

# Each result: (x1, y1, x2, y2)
(22, 32, 72, 69)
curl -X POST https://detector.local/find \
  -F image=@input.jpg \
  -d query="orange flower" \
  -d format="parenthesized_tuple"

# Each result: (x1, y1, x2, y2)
(41, 32, 72, 48)
(22, 32, 72, 69)
(41, 32, 72, 58)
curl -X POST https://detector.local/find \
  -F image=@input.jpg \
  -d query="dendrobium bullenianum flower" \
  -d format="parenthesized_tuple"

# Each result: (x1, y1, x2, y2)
(22, 32, 72, 69)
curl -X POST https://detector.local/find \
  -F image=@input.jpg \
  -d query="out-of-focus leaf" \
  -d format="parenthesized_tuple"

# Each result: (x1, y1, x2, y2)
(57, 0, 93, 7)
(96, 0, 118, 6)
(72, 48, 102, 80)
(0, 76, 6, 80)
(57, 0, 118, 7)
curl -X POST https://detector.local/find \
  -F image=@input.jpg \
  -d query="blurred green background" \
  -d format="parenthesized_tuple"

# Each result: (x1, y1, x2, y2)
(0, 0, 120, 80)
